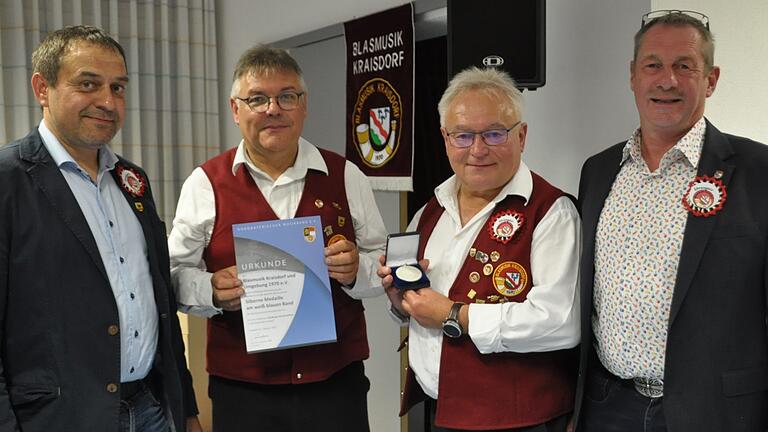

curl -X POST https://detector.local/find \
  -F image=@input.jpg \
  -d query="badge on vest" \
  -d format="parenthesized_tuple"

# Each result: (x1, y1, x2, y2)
(488, 210, 525, 244)
(682, 175, 727, 217)
(492, 261, 528, 297)
(116, 166, 146, 198)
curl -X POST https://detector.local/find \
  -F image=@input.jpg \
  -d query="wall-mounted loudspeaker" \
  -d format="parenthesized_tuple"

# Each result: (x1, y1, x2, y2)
(447, 0, 546, 90)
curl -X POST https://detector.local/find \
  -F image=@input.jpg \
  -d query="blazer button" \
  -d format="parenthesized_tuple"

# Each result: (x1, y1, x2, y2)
(108, 325, 119, 336)
(106, 383, 118, 393)
(296, 373, 302, 380)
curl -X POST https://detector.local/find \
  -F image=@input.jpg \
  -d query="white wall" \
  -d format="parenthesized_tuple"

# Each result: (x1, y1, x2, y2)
(652, 0, 768, 144)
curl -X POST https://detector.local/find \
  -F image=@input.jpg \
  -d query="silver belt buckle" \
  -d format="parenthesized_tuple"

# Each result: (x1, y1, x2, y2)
(633, 377, 664, 398)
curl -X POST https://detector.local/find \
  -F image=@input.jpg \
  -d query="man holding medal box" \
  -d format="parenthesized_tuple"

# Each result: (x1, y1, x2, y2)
(379, 67, 581, 431)
(574, 10, 768, 432)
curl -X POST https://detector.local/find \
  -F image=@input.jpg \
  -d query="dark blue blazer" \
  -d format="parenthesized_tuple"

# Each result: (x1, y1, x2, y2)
(574, 121, 768, 431)
(0, 129, 197, 431)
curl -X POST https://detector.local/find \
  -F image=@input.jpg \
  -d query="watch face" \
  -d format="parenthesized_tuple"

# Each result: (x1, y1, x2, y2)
(442, 320, 462, 338)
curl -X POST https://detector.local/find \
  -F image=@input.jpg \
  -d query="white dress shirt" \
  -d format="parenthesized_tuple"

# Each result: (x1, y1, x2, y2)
(593, 118, 705, 380)
(39, 120, 158, 383)
(406, 163, 581, 399)
(168, 138, 388, 317)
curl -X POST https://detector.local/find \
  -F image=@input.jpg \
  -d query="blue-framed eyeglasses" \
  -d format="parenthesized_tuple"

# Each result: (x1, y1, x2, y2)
(445, 121, 522, 148)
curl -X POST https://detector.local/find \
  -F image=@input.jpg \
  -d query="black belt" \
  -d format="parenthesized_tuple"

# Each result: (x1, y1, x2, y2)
(120, 379, 147, 400)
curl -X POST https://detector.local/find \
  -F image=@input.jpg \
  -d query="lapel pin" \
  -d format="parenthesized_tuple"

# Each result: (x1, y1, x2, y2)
(488, 210, 525, 244)
(682, 175, 727, 217)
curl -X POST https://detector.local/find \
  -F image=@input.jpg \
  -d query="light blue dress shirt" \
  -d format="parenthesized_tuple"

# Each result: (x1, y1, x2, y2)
(38, 121, 159, 383)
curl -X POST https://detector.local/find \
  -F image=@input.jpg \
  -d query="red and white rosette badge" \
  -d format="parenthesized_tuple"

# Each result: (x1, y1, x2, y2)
(116, 166, 146, 198)
(682, 175, 727, 217)
(488, 210, 525, 244)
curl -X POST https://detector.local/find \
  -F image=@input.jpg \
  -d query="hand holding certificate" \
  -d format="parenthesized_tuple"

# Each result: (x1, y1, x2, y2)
(233, 216, 337, 353)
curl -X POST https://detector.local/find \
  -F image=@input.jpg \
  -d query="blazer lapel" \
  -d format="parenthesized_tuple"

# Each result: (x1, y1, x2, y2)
(20, 131, 110, 282)
(583, 151, 624, 251)
(580, 144, 624, 326)
(109, 163, 161, 284)
(668, 121, 735, 326)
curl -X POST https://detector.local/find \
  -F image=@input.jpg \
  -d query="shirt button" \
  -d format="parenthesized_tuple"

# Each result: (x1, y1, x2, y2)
(130, 293, 135, 300)
(107, 383, 118, 393)
(134, 330, 139, 338)
(109, 220, 114, 227)
(130, 367, 135, 373)
(107, 325, 119, 336)
(296, 373, 302, 380)
(119, 257, 125, 264)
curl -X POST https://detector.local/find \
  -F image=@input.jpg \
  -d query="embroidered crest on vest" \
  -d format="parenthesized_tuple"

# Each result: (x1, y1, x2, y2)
(492, 261, 528, 297)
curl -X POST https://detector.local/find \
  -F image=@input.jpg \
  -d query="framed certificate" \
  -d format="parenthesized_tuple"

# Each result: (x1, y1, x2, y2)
(232, 216, 337, 353)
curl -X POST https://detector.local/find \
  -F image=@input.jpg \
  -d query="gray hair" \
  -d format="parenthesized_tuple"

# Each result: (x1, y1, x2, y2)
(438, 67, 523, 127)
(32, 25, 126, 87)
(634, 12, 715, 72)
(230, 44, 307, 98)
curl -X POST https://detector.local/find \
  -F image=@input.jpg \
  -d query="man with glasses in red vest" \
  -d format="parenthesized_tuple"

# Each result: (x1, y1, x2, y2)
(380, 67, 581, 431)
(168, 45, 387, 431)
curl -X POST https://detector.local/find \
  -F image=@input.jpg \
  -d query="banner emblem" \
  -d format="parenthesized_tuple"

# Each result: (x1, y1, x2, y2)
(353, 78, 402, 167)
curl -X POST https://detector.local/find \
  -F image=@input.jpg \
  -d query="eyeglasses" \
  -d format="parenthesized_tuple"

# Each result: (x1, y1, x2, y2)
(445, 121, 522, 148)
(234, 91, 304, 113)
(641, 10, 710, 30)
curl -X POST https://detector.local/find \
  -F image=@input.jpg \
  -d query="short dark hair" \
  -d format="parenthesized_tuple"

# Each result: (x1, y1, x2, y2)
(634, 12, 714, 72)
(32, 25, 126, 87)
(230, 45, 305, 97)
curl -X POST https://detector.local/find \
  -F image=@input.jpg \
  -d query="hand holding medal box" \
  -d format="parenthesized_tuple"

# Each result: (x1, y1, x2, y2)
(385, 232, 430, 290)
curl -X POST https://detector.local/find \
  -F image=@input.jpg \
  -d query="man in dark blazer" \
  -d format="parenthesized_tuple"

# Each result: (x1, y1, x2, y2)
(574, 11, 768, 432)
(0, 26, 200, 431)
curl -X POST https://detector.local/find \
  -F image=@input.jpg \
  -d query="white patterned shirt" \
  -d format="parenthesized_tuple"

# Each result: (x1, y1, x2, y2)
(593, 117, 706, 380)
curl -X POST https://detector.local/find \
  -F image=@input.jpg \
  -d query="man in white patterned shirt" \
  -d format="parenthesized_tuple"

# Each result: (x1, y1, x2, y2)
(574, 10, 768, 432)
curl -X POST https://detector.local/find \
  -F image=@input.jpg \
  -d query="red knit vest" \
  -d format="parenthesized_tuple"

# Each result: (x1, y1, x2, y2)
(200, 147, 369, 384)
(401, 172, 577, 429)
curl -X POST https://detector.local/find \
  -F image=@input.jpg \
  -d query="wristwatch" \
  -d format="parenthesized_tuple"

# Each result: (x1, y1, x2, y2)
(442, 302, 465, 338)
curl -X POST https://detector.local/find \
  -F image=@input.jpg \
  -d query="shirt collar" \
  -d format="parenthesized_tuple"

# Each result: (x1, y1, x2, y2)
(435, 161, 533, 210)
(231, 137, 328, 179)
(38, 119, 119, 172)
(620, 117, 707, 168)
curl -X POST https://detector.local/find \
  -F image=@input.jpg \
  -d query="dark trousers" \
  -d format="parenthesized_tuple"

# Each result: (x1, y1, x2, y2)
(426, 398, 570, 432)
(579, 361, 667, 432)
(209, 361, 370, 432)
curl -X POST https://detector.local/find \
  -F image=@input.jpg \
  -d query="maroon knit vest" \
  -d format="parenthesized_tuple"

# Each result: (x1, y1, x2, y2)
(401, 172, 577, 429)
(200, 147, 369, 384)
